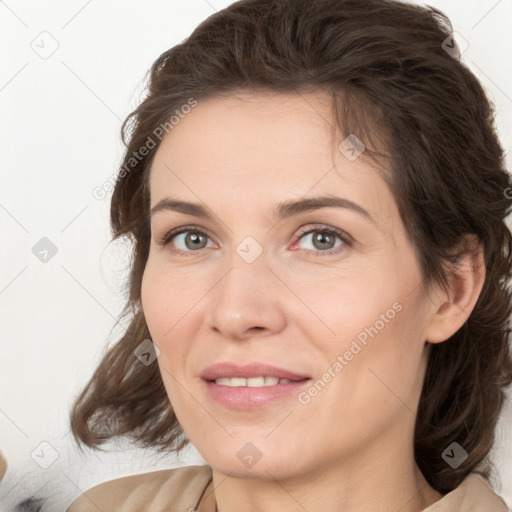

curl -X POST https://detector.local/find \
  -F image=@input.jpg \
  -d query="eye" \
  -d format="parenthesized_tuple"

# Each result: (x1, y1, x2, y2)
(157, 226, 215, 255)
(157, 224, 352, 257)
(293, 225, 352, 256)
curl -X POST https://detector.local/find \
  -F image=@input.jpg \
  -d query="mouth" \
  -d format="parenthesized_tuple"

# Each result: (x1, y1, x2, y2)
(200, 362, 311, 410)
(200, 361, 310, 381)
(213, 376, 296, 387)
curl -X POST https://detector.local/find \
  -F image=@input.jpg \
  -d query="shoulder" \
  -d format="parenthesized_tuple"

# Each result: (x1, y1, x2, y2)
(66, 464, 213, 512)
(424, 472, 510, 511)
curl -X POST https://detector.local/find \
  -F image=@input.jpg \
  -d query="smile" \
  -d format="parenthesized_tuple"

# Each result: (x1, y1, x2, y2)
(200, 362, 312, 410)
(214, 376, 292, 387)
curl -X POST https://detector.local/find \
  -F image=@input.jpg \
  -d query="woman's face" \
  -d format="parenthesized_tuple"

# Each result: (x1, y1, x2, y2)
(141, 91, 437, 480)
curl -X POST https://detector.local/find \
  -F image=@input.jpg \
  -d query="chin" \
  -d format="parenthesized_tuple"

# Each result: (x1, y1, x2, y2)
(199, 439, 305, 481)
(209, 457, 295, 481)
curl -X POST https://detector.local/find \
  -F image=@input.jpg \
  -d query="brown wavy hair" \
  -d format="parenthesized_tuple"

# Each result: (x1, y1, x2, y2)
(70, 0, 512, 494)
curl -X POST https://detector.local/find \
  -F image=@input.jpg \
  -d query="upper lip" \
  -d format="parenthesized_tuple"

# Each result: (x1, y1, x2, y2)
(200, 362, 310, 381)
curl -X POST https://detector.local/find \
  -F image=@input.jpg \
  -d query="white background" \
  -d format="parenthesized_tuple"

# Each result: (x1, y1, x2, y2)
(1, 0, 511, 510)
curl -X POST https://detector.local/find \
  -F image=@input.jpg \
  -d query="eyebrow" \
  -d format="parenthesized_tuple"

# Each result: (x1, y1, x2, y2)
(150, 195, 374, 224)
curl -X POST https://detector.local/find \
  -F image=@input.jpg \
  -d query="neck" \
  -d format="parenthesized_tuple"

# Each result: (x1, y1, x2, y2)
(212, 463, 442, 512)
(211, 423, 443, 512)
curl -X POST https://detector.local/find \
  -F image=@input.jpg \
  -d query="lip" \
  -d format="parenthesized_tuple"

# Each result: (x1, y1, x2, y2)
(200, 362, 311, 410)
(200, 362, 310, 381)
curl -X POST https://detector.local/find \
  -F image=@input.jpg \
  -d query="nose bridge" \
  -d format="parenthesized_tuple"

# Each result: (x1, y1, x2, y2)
(205, 247, 287, 340)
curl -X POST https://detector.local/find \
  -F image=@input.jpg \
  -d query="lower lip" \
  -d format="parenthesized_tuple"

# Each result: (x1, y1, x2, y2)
(203, 379, 311, 410)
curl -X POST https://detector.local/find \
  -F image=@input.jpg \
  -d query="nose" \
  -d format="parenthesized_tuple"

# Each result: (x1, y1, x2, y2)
(205, 254, 288, 341)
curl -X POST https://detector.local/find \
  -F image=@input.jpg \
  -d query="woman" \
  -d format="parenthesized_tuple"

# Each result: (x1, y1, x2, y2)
(67, 0, 512, 510)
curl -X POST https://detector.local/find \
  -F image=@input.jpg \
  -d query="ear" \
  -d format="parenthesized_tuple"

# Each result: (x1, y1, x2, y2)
(425, 235, 486, 344)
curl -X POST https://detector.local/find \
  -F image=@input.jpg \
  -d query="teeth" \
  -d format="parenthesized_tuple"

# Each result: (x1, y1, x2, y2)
(214, 378, 232, 386)
(214, 377, 293, 387)
(247, 377, 265, 387)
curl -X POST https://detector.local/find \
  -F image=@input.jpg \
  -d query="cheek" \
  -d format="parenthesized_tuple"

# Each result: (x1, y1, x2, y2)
(293, 255, 427, 400)
(288, 266, 404, 353)
(327, 288, 429, 422)
(141, 267, 188, 408)
(141, 262, 202, 339)
(140, 262, 207, 386)
(141, 267, 168, 339)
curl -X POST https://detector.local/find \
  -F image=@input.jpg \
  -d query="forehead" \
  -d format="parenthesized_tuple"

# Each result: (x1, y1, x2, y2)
(155, 91, 337, 169)
(148, 91, 396, 231)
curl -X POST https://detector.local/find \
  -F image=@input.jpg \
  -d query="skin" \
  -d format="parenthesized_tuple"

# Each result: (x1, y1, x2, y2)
(141, 91, 485, 512)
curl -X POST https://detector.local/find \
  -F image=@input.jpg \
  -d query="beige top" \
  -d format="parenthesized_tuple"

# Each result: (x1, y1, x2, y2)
(67, 465, 510, 512)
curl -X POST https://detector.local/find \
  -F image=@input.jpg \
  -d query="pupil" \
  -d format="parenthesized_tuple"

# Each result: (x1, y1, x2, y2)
(314, 232, 334, 250)
(186, 232, 207, 250)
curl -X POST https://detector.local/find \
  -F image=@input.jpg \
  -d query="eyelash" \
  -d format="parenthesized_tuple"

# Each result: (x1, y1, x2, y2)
(293, 225, 352, 256)
(157, 224, 353, 258)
